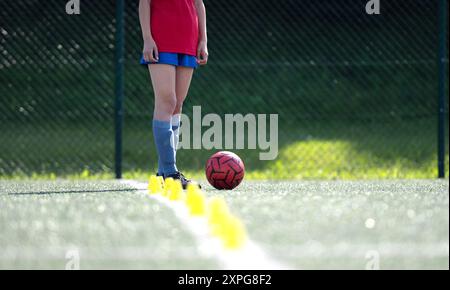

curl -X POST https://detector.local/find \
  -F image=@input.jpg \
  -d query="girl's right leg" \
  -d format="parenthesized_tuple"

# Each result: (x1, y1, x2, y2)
(149, 64, 178, 176)
(172, 66, 195, 158)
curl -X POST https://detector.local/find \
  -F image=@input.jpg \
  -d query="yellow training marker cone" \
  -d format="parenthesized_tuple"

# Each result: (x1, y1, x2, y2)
(157, 176, 165, 189)
(186, 183, 200, 196)
(207, 197, 230, 226)
(162, 177, 174, 198)
(221, 215, 248, 249)
(163, 177, 175, 198)
(169, 180, 185, 201)
(147, 175, 153, 189)
(186, 184, 206, 216)
(148, 175, 162, 195)
(207, 197, 234, 238)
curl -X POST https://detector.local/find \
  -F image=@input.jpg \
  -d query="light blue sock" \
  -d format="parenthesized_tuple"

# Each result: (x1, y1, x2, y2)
(153, 120, 177, 176)
(157, 158, 163, 176)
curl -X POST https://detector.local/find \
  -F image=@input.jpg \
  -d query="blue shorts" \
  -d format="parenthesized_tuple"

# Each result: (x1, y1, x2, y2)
(140, 52, 198, 69)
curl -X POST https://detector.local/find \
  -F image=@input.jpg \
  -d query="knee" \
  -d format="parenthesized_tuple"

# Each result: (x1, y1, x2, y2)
(173, 99, 184, 114)
(156, 90, 177, 113)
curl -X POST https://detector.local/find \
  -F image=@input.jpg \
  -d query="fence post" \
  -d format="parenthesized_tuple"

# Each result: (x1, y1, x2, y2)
(438, 0, 447, 179)
(115, 0, 125, 179)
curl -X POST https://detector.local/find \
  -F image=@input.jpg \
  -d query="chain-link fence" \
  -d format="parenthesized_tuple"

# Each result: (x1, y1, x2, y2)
(0, 0, 448, 179)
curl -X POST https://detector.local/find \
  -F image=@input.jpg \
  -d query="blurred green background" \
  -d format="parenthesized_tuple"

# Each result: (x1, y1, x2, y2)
(0, 0, 448, 179)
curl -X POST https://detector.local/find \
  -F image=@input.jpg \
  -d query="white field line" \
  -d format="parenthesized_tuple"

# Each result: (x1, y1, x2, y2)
(122, 180, 287, 270)
(1, 242, 448, 261)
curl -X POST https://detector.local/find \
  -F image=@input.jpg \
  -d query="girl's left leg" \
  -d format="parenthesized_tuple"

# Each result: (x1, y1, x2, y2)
(172, 66, 194, 155)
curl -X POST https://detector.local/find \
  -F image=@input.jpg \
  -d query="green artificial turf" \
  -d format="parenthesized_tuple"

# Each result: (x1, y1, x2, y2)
(0, 179, 448, 269)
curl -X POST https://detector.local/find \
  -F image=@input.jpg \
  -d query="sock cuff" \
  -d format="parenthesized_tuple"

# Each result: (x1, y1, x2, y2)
(153, 119, 171, 129)
(171, 114, 181, 126)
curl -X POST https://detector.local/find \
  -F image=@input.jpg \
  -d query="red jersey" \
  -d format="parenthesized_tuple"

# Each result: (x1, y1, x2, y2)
(150, 0, 199, 56)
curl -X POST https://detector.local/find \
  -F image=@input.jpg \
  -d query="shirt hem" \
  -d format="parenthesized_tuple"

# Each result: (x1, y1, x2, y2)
(157, 47, 197, 57)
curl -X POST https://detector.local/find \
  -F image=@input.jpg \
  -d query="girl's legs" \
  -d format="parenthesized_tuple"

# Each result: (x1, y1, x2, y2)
(172, 67, 194, 155)
(149, 64, 178, 176)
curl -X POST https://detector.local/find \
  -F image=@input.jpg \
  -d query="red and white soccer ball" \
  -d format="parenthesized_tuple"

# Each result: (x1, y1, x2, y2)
(206, 151, 245, 190)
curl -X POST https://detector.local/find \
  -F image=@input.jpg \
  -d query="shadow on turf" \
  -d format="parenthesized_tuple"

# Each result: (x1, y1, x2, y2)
(8, 188, 140, 196)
